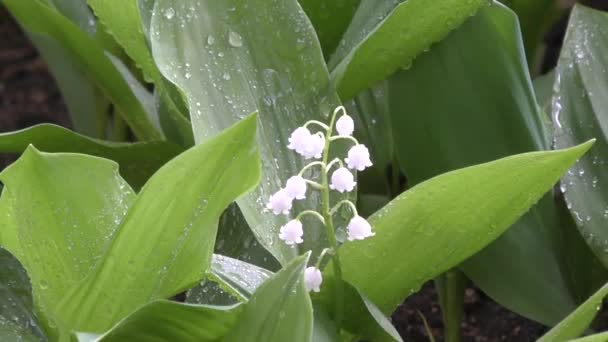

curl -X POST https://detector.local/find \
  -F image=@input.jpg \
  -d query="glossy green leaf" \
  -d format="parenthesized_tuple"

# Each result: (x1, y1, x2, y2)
(552, 5, 608, 268)
(0, 249, 44, 341)
(80, 301, 241, 342)
(0, 115, 260, 338)
(0, 124, 182, 190)
(150, 0, 343, 265)
(3, 0, 162, 141)
(223, 254, 313, 342)
(314, 276, 402, 342)
(298, 0, 360, 57)
(329, 0, 488, 100)
(539, 283, 608, 342)
(387, 4, 583, 324)
(337, 141, 594, 314)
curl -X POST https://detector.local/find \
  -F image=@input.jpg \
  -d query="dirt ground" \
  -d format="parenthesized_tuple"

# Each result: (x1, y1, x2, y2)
(0, 4, 606, 342)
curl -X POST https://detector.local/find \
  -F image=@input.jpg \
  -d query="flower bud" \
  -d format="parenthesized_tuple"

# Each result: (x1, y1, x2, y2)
(285, 175, 307, 200)
(266, 189, 293, 215)
(336, 114, 355, 136)
(347, 216, 375, 241)
(304, 266, 323, 292)
(329, 167, 356, 193)
(345, 144, 373, 171)
(279, 219, 304, 245)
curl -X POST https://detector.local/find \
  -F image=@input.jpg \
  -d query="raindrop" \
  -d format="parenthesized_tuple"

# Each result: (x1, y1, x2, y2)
(164, 7, 175, 19)
(228, 31, 243, 47)
(185, 72, 192, 79)
(222, 72, 231, 80)
(207, 35, 215, 46)
(39, 280, 49, 290)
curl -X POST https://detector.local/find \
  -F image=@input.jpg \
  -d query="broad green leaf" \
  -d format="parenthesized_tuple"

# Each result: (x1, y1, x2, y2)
(298, 0, 360, 58)
(0, 124, 182, 190)
(337, 141, 594, 314)
(0, 249, 44, 341)
(26, 33, 99, 137)
(0, 147, 137, 338)
(329, 0, 488, 100)
(150, 0, 343, 265)
(387, 4, 582, 324)
(4, 0, 162, 141)
(552, 5, 608, 268)
(539, 283, 608, 342)
(314, 277, 402, 342)
(79, 301, 241, 342)
(223, 254, 313, 342)
(0, 115, 260, 337)
(56, 115, 260, 334)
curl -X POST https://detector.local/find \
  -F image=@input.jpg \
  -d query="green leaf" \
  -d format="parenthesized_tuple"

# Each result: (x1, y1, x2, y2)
(539, 283, 608, 342)
(150, 0, 342, 265)
(0, 249, 44, 341)
(0, 115, 260, 337)
(0, 124, 182, 190)
(387, 4, 583, 324)
(567, 332, 608, 342)
(314, 277, 402, 342)
(329, 0, 488, 100)
(552, 5, 608, 268)
(223, 254, 313, 342)
(337, 141, 594, 314)
(4, 0, 162, 141)
(87, 0, 160, 83)
(298, 0, 360, 58)
(26, 32, 99, 137)
(80, 301, 241, 341)
(0, 147, 137, 339)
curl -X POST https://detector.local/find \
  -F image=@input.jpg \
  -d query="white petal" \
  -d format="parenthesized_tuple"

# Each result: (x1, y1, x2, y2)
(287, 127, 312, 154)
(267, 189, 293, 215)
(345, 144, 373, 171)
(347, 216, 375, 241)
(336, 114, 355, 136)
(279, 219, 304, 245)
(304, 267, 323, 292)
(285, 175, 307, 200)
(330, 167, 357, 193)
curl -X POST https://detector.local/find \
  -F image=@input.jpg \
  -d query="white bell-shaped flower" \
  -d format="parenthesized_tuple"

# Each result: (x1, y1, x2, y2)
(285, 175, 307, 200)
(304, 266, 323, 292)
(347, 216, 375, 241)
(329, 167, 356, 193)
(287, 127, 312, 154)
(279, 219, 304, 245)
(336, 114, 355, 136)
(345, 144, 373, 171)
(266, 189, 293, 215)
(301, 133, 325, 159)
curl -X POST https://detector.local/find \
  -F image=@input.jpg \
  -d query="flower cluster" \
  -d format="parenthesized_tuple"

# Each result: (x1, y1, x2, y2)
(266, 106, 375, 293)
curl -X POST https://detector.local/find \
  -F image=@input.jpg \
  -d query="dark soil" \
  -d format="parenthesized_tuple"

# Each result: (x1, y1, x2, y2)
(1, 3, 607, 342)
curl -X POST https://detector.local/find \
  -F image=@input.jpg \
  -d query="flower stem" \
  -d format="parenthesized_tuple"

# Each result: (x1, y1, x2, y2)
(330, 199, 358, 216)
(296, 210, 326, 224)
(320, 107, 344, 327)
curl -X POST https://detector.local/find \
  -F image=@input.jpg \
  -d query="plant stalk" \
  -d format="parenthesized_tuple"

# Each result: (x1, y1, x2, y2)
(321, 107, 344, 328)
